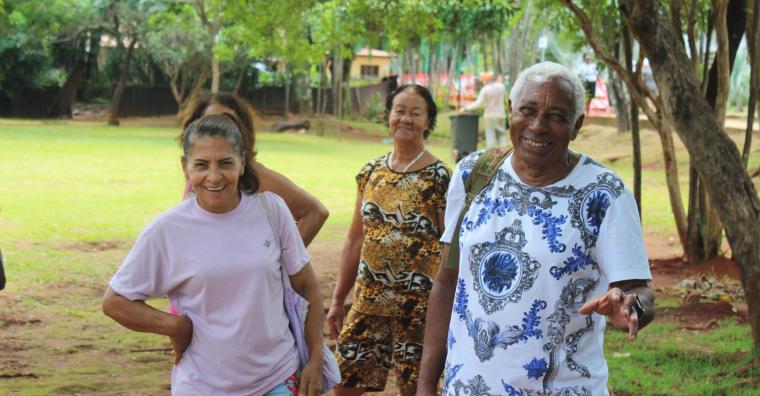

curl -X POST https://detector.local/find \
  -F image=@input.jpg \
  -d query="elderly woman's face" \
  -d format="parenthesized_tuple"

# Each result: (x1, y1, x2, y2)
(509, 77, 582, 171)
(388, 90, 429, 141)
(182, 136, 244, 214)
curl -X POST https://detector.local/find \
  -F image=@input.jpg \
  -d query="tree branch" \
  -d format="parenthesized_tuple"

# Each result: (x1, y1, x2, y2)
(559, 0, 660, 128)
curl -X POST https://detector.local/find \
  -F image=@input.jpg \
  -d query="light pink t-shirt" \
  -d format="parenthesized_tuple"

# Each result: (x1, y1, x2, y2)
(109, 192, 310, 395)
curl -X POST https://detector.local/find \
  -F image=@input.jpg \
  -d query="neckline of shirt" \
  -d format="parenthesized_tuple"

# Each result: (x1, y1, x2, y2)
(383, 152, 441, 175)
(504, 151, 586, 188)
(191, 192, 251, 221)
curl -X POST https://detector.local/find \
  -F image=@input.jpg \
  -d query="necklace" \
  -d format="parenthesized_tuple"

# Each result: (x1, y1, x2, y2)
(390, 148, 426, 172)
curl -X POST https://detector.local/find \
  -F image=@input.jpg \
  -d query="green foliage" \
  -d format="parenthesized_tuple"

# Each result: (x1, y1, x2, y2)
(0, 0, 97, 97)
(434, 0, 514, 43)
(363, 92, 385, 122)
(143, 3, 209, 74)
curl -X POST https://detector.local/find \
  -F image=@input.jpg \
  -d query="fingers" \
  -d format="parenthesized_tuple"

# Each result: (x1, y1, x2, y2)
(627, 311, 639, 340)
(578, 288, 624, 316)
(577, 298, 599, 315)
(298, 374, 322, 396)
(326, 309, 343, 340)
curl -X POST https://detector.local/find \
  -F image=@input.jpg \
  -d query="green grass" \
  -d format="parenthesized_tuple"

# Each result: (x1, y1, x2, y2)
(606, 318, 757, 395)
(0, 117, 757, 395)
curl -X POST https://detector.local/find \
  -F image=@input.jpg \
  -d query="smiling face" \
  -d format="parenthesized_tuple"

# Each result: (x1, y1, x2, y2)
(388, 89, 430, 142)
(509, 76, 583, 175)
(182, 136, 244, 214)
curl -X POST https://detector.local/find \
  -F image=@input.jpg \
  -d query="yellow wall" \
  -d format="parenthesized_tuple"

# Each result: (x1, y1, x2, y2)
(350, 56, 391, 80)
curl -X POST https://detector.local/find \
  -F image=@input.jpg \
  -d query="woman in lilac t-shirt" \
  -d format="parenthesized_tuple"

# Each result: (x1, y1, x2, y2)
(102, 114, 326, 396)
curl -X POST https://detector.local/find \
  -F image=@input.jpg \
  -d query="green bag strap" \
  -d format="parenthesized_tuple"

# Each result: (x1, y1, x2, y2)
(446, 147, 512, 269)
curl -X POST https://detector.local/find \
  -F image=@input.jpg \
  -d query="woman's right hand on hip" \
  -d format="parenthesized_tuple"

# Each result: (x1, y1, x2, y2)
(325, 302, 345, 340)
(169, 314, 193, 364)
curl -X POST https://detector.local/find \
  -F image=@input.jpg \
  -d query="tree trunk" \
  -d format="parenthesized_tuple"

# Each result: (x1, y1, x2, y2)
(211, 52, 220, 93)
(108, 36, 138, 126)
(446, 42, 459, 109)
(233, 64, 246, 95)
(687, 0, 700, 74)
(408, 48, 417, 84)
(316, 60, 325, 116)
(621, 0, 760, 353)
(658, 122, 689, 250)
(696, 0, 746, 260)
(508, 8, 532, 87)
(481, 38, 490, 73)
(686, 164, 701, 263)
(712, 0, 730, 125)
(623, 24, 641, 214)
(743, 0, 760, 166)
(342, 57, 352, 116)
(609, 76, 631, 133)
(428, 41, 439, 100)
(49, 57, 86, 118)
(284, 63, 291, 117)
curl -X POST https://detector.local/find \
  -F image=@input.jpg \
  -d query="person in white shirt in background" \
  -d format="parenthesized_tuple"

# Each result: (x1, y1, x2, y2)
(460, 72, 507, 148)
(576, 52, 598, 115)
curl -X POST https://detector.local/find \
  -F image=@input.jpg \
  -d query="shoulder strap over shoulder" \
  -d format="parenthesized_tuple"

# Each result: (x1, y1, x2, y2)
(445, 147, 512, 269)
(258, 193, 292, 289)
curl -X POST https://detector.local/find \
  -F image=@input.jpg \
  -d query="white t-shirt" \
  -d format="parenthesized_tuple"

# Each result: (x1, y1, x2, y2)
(577, 61, 598, 83)
(463, 82, 506, 118)
(440, 151, 650, 396)
(109, 192, 310, 395)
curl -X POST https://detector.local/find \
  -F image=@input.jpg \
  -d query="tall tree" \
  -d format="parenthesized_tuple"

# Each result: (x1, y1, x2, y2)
(190, 0, 224, 93)
(559, 0, 690, 254)
(143, 3, 210, 110)
(620, 0, 760, 355)
(104, 0, 147, 126)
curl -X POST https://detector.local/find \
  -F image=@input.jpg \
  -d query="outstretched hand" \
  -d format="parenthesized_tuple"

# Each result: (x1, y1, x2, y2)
(579, 287, 639, 340)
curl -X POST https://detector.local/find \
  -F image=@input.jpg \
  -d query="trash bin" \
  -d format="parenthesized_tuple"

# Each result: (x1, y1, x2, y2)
(449, 113, 479, 162)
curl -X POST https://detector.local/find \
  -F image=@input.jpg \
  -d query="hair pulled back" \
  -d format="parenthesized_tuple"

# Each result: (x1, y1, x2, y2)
(182, 113, 259, 194)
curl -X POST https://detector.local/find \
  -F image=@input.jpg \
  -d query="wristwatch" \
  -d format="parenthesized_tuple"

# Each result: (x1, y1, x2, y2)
(624, 292, 645, 319)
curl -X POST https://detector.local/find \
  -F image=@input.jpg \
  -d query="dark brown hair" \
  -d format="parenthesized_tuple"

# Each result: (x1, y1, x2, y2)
(179, 92, 257, 158)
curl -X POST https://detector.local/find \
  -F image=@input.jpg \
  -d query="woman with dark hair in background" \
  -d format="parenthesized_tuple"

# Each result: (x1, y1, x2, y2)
(326, 84, 450, 395)
(179, 92, 328, 247)
(103, 114, 327, 395)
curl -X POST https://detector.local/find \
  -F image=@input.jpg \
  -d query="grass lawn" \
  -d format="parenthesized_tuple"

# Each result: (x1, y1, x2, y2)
(0, 116, 757, 395)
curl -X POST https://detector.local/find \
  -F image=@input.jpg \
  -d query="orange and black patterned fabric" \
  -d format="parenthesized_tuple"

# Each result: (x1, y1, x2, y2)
(352, 153, 450, 317)
(335, 308, 426, 392)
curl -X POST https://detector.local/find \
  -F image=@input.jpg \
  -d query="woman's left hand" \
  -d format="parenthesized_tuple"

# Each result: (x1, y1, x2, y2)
(298, 358, 323, 396)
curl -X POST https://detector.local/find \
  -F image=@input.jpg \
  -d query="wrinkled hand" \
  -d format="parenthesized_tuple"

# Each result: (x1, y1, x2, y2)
(326, 302, 345, 340)
(170, 315, 193, 364)
(299, 358, 323, 396)
(579, 287, 639, 340)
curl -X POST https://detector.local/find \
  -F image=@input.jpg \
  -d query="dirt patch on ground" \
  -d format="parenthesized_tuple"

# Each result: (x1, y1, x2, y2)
(649, 255, 740, 289)
(658, 300, 747, 329)
(63, 240, 125, 252)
